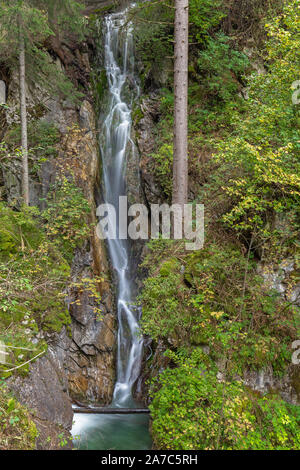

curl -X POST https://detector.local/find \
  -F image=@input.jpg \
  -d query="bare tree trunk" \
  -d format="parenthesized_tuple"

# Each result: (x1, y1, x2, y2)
(19, 30, 29, 205)
(172, 0, 188, 208)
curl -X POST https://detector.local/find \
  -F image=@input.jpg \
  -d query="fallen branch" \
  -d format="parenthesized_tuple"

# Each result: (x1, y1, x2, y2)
(3, 349, 46, 372)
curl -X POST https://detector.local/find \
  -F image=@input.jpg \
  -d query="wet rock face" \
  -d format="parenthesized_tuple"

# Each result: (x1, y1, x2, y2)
(8, 351, 74, 449)
(66, 248, 116, 403)
(258, 259, 300, 307)
(243, 366, 300, 405)
(135, 94, 164, 205)
(59, 97, 117, 404)
(3, 47, 117, 445)
(67, 312, 116, 403)
(51, 95, 117, 404)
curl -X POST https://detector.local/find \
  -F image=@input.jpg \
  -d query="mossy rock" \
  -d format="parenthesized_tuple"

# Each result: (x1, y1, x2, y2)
(95, 69, 108, 103)
(42, 307, 71, 333)
(184, 251, 204, 285)
(0, 203, 43, 260)
(159, 257, 180, 277)
(31, 295, 71, 334)
(132, 105, 144, 125)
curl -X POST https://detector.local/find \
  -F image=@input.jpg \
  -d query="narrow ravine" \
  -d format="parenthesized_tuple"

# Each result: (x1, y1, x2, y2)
(72, 6, 151, 450)
(101, 9, 143, 408)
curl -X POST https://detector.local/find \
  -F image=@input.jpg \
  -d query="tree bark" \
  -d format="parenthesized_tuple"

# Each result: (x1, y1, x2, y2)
(172, 0, 189, 208)
(19, 29, 29, 205)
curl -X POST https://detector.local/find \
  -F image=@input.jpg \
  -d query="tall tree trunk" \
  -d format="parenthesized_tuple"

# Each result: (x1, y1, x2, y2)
(172, 0, 189, 208)
(19, 30, 29, 205)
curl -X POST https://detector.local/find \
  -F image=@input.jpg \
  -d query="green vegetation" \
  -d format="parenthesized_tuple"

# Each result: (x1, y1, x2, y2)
(0, 202, 73, 377)
(151, 143, 173, 198)
(0, 0, 85, 102)
(3, 121, 60, 176)
(141, 240, 298, 375)
(0, 382, 37, 450)
(138, 0, 300, 451)
(0, 174, 90, 377)
(150, 351, 300, 450)
(42, 176, 91, 257)
(132, 0, 225, 85)
(142, 238, 300, 450)
(6, 121, 60, 156)
(211, 0, 300, 244)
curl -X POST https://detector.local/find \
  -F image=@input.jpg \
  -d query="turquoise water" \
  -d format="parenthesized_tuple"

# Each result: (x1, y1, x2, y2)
(72, 413, 152, 450)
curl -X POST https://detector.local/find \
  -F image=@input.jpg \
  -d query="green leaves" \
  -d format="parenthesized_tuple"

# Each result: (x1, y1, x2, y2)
(42, 176, 90, 254)
(189, 0, 225, 43)
(141, 239, 298, 374)
(0, 1, 53, 63)
(198, 0, 300, 254)
(151, 143, 173, 198)
(36, 0, 87, 39)
(197, 33, 249, 102)
(0, 385, 37, 449)
(0, 1, 86, 101)
(0, 203, 73, 375)
(150, 353, 300, 450)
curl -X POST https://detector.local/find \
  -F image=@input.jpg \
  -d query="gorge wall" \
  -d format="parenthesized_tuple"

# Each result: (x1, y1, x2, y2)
(2, 28, 117, 449)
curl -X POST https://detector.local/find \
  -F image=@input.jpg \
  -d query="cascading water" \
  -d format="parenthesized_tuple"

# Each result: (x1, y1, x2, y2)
(71, 6, 151, 449)
(101, 9, 143, 408)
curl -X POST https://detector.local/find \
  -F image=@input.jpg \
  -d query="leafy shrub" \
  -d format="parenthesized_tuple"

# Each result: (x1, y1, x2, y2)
(5, 121, 59, 156)
(189, 0, 225, 43)
(0, 203, 72, 376)
(209, 0, 300, 244)
(151, 143, 173, 198)
(0, 383, 37, 450)
(141, 240, 298, 374)
(197, 34, 249, 102)
(133, 0, 225, 85)
(42, 176, 91, 255)
(0, 203, 42, 259)
(150, 352, 300, 450)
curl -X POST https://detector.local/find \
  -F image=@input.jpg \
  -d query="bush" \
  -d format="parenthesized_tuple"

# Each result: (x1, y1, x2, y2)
(42, 176, 91, 256)
(151, 143, 173, 199)
(0, 383, 37, 450)
(209, 0, 300, 243)
(141, 240, 298, 374)
(197, 34, 249, 102)
(150, 352, 300, 450)
(0, 203, 72, 377)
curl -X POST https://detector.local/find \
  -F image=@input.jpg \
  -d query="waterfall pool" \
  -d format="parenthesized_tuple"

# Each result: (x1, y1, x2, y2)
(72, 413, 152, 450)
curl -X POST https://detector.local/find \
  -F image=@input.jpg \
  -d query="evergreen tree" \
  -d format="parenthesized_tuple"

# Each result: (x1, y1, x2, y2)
(0, 0, 86, 205)
(0, 0, 53, 205)
(34, 0, 86, 40)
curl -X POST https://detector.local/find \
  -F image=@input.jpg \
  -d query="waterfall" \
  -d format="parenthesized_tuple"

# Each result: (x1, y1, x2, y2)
(72, 7, 151, 448)
(99, 6, 143, 408)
